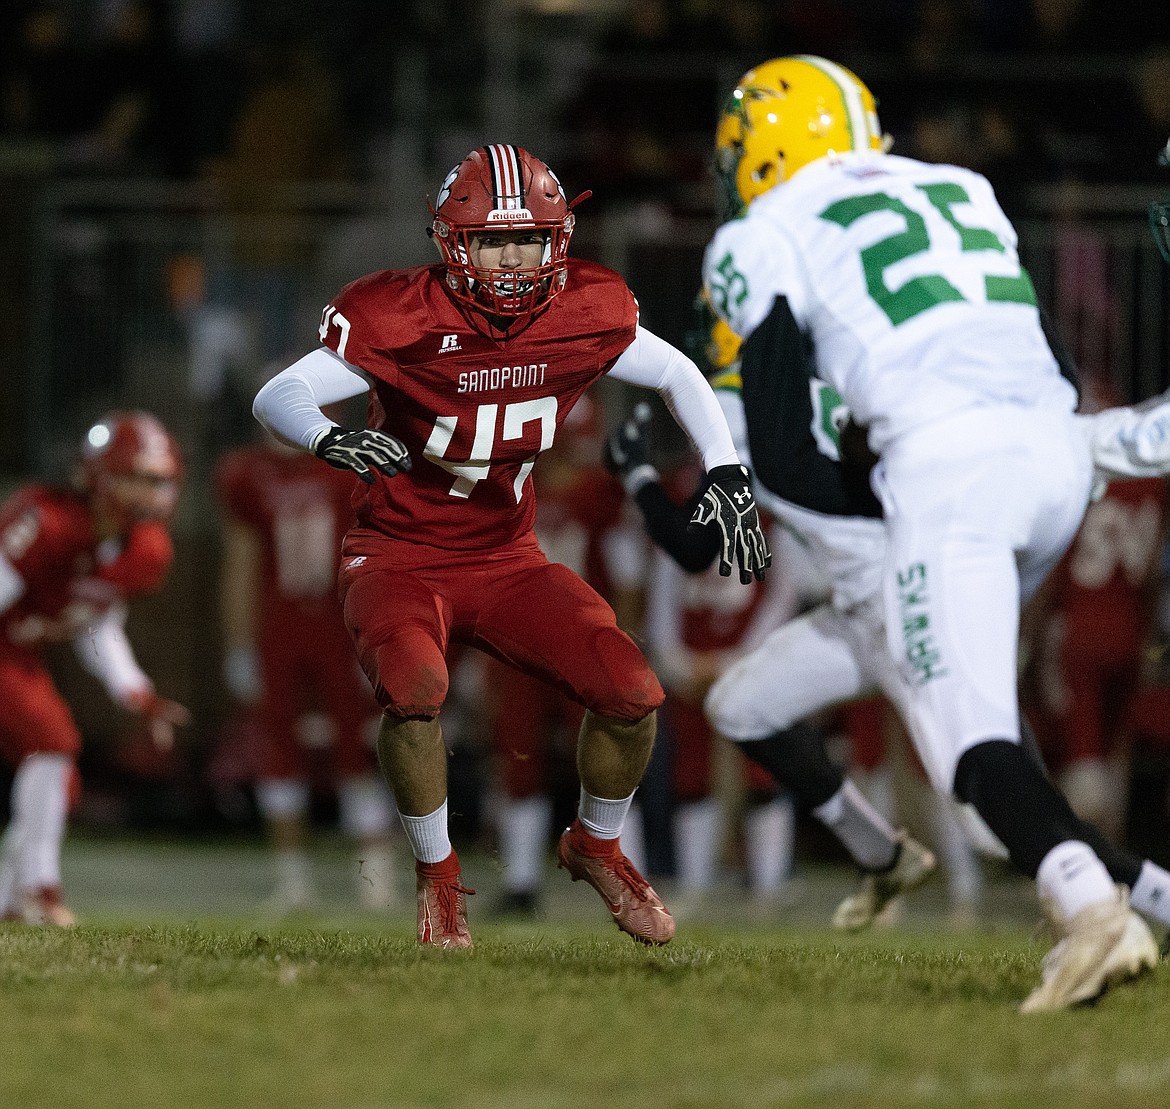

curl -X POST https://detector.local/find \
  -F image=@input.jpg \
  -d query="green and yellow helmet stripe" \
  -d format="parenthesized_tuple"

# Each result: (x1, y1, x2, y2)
(793, 55, 874, 151)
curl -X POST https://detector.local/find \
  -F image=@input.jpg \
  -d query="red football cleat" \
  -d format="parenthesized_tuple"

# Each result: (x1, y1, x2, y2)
(557, 819, 675, 945)
(416, 852, 475, 950)
(24, 887, 77, 928)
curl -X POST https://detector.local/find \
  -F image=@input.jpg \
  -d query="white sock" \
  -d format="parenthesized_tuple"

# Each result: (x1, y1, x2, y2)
(1036, 840, 1117, 921)
(673, 797, 722, 892)
(498, 795, 551, 893)
(337, 775, 394, 841)
(619, 804, 647, 872)
(255, 778, 310, 822)
(577, 788, 635, 840)
(273, 848, 313, 902)
(1131, 860, 1170, 926)
(745, 794, 795, 894)
(13, 754, 71, 891)
(923, 794, 984, 908)
(398, 800, 452, 864)
(354, 840, 398, 910)
(813, 780, 899, 871)
(0, 821, 24, 914)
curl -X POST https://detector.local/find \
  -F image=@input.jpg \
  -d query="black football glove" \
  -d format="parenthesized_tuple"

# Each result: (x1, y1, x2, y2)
(687, 464, 771, 583)
(604, 402, 658, 493)
(313, 426, 411, 485)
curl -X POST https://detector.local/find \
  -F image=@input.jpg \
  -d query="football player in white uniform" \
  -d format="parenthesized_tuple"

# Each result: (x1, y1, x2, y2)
(699, 55, 1167, 1011)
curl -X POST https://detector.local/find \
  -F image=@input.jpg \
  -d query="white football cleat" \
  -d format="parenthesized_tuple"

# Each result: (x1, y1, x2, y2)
(831, 832, 936, 932)
(1020, 886, 1158, 1014)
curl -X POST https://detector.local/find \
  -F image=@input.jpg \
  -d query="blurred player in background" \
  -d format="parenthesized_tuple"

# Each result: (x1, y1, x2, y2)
(608, 385, 940, 931)
(638, 437, 798, 914)
(1024, 474, 1169, 844)
(485, 387, 650, 917)
(0, 412, 187, 925)
(253, 143, 769, 949)
(216, 422, 398, 914)
(703, 55, 1170, 1009)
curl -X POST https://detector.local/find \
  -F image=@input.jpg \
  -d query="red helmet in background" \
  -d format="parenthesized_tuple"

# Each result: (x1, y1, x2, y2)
(429, 144, 586, 318)
(80, 411, 184, 528)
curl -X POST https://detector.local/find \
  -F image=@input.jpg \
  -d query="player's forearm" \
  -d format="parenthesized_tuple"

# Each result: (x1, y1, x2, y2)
(72, 606, 152, 705)
(253, 347, 371, 451)
(1080, 398, 1170, 479)
(0, 551, 26, 615)
(633, 482, 720, 573)
(608, 327, 740, 471)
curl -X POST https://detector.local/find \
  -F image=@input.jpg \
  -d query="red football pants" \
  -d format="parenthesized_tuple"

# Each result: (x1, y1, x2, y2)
(340, 533, 663, 721)
(0, 649, 82, 763)
(254, 607, 380, 779)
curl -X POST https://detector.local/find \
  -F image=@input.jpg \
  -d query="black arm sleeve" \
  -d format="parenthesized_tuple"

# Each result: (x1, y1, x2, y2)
(740, 296, 882, 519)
(633, 480, 720, 573)
(1038, 299, 1080, 396)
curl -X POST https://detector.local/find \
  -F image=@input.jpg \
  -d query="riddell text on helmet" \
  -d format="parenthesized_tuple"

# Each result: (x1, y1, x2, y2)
(458, 364, 548, 393)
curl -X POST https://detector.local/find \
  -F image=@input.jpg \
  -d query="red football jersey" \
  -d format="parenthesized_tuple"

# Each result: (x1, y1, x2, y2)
(318, 259, 638, 550)
(532, 465, 626, 599)
(216, 446, 357, 622)
(0, 484, 173, 650)
(1054, 477, 1168, 654)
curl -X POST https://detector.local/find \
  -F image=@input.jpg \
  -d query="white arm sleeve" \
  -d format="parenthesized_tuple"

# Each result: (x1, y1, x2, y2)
(252, 347, 373, 452)
(0, 552, 26, 615)
(607, 327, 741, 471)
(1079, 394, 1170, 480)
(73, 605, 151, 705)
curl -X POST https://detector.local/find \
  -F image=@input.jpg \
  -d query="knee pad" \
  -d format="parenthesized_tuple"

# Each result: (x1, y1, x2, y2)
(736, 723, 842, 810)
(372, 644, 448, 718)
(578, 626, 664, 722)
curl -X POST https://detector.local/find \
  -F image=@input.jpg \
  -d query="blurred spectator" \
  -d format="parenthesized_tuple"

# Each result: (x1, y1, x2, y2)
(485, 389, 649, 917)
(167, 0, 245, 176)
(214, 425, 399, 914)
(1025, 477, 1170, 843)
(1111, 48, 1170, 185)
(1, 0, 179, 176)
(189, 35, 351, 433)
(559, 0, 715, 214)
(643, 487, 798, 915)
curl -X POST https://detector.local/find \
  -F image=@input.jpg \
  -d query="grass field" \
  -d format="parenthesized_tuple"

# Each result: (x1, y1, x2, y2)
(1, 839, 1167, 1109)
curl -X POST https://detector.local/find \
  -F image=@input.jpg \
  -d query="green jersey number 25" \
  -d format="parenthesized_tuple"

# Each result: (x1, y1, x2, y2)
(820, 182, 1036, 327)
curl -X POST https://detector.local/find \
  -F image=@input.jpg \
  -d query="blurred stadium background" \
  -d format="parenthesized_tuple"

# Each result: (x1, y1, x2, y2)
(2, 0, 1170, 918)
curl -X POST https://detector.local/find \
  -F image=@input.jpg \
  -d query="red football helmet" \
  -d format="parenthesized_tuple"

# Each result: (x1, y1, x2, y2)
(429, 144, 587, 318)
(79, 411, 184, 528)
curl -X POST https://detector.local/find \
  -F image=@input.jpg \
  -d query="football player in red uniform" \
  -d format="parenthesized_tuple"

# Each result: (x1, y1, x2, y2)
(216, 434, 398, 913)
(0, 412, 187, 925)
(1025, 476, 1169, 842)
(253, 144, 770, 948)
(642, 457, 798, 913)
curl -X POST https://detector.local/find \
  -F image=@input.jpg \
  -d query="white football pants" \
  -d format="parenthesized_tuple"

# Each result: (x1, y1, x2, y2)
(875, 404, 1093, 795)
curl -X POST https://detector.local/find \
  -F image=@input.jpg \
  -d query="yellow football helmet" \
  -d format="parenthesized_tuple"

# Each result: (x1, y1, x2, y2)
(707, 316, 742, 373)
(715, 55, 887, 216)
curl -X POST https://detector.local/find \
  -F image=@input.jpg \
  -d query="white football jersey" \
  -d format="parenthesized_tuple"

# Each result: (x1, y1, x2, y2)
(704, 152, 1077, 450)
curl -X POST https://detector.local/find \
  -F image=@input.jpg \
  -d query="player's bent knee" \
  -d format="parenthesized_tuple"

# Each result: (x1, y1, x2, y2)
(371, 647, 448, 719)
(705, 666, 795, 741)
(577, 627, 664, 722)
